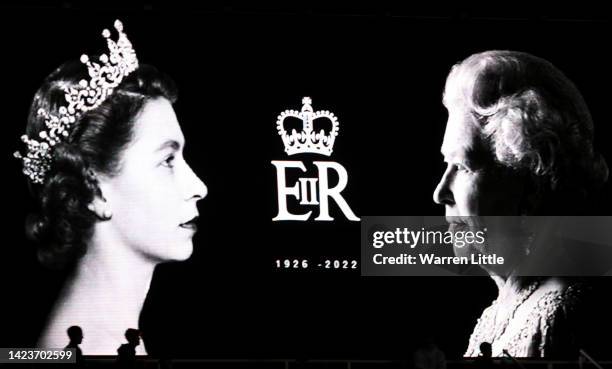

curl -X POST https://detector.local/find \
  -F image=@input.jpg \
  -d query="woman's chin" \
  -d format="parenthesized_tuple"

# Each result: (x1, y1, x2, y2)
(452, 243, 479, 258)
(169, 242, 193, 261)
(150, 242, 193, 263)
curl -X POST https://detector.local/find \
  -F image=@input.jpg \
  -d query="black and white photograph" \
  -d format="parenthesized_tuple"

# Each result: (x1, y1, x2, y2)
(1, 1, 611, 366)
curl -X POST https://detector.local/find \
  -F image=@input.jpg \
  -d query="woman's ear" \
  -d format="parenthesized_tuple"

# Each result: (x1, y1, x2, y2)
(87, 177, 113, 220)
(87, 197, 112, 220)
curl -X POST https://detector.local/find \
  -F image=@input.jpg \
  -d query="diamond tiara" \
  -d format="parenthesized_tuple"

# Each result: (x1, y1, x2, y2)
(14, 20, 139, 185)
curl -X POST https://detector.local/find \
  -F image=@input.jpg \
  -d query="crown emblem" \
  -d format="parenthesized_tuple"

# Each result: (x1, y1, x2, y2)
(276, 97, 340, 156)
(14, 20, 139, 184)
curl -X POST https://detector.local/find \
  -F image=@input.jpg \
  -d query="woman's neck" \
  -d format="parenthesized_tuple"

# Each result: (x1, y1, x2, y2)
(71, 238, 156, 322)
(490, 274, 523, 301)
(45, 230, 156, 354)
(491, 274, 547, 305)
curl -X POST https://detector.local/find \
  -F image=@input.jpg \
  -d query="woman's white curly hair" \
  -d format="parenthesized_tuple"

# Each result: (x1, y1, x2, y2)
(443, 50, 608, 207)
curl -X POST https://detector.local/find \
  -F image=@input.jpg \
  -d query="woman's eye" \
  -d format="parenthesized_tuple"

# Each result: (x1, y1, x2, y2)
(454, 164, 470, 173)
(161, 155, 176, 168)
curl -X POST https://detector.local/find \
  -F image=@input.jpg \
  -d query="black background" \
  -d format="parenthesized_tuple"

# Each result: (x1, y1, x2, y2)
(0, 1, 610, 359)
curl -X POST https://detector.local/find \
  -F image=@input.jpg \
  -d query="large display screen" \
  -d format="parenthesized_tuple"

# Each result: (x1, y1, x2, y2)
(1, 3, 611, 361)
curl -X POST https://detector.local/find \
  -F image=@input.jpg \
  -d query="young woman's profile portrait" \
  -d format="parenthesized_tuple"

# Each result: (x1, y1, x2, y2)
(13, 20, 207, 355)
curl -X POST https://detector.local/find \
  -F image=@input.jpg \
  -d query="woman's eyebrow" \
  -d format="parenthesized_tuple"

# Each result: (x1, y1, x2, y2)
(441, 148, 479, 169)
(154, 139, 181, 152)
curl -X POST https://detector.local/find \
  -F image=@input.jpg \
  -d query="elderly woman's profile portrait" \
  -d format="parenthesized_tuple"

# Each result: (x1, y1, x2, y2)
(13, 20, 207, 355)
(433, 50, 610, 357)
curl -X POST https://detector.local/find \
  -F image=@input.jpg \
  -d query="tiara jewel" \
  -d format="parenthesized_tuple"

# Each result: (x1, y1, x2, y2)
(14, 20, 139, 184)
(276, 97, 340, 156)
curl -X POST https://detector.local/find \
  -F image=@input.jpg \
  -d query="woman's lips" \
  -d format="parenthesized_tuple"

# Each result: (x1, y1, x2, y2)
(179, 216, 199, 231)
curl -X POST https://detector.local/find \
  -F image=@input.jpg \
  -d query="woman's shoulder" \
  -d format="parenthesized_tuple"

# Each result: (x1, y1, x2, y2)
(532, 278, 609, 357)
(535, 278, 587, 313)
(531, 277, 603, 326)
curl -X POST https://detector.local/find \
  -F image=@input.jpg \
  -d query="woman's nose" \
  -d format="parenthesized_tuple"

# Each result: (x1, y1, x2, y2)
(433, 165, 455, 206)
(184, 163, 208, 201)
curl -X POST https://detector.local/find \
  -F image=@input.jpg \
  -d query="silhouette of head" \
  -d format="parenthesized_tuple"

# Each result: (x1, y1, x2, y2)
(124, 328, 140, 346)
(67, 326, 83, 344)
(479, 342, 492, 358)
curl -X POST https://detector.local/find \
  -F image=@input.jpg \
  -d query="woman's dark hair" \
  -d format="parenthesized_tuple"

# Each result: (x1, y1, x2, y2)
(24, 61, 178, 269)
